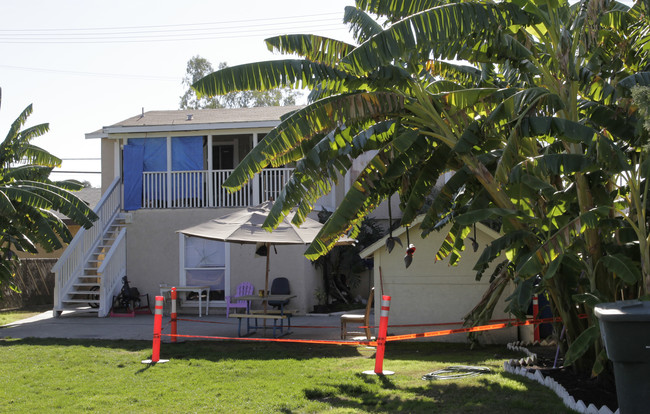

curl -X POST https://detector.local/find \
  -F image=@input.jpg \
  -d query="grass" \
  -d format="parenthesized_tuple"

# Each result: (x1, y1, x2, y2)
(0, 338, 574, 413)
(0, 305, 50, 326)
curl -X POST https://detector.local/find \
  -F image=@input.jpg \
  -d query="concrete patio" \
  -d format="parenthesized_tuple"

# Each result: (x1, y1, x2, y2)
(0, 309, 371, 343)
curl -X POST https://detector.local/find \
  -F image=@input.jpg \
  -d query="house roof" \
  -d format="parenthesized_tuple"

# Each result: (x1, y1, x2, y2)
(359, 216, 501, 259)
(52, 187, 102, 221)
(86, 105, 305, 138)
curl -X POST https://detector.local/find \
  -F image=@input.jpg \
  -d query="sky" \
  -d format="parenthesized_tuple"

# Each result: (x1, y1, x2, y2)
(0, 0, 357, 187)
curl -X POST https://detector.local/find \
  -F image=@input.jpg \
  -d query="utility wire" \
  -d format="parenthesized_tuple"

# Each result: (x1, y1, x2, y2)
(0, 13, 349, 44)
(0, 26, 346, 44)
(0, 12, 343, 32)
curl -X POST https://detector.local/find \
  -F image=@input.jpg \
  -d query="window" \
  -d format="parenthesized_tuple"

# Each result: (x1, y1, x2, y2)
(181, 235, 229, 301)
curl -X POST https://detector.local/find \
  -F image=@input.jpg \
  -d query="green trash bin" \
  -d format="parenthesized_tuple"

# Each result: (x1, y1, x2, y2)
(594, 300, 650, 414)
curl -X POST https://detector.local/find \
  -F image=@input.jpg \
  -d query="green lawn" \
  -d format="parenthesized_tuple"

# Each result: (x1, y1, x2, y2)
(0, 338, 572, 413)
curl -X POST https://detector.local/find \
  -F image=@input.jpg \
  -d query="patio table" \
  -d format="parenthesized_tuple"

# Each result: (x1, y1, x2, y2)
(159, 285, 210, 317)
(230, 294, 296, 337)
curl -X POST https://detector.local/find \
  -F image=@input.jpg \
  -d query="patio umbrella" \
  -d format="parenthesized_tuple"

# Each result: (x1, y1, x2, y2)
(177, 201, 354, 309)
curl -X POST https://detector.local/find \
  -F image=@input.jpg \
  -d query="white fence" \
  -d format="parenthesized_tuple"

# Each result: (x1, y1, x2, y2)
(142, 168, 293, 209)
(53, 177, 121, 312)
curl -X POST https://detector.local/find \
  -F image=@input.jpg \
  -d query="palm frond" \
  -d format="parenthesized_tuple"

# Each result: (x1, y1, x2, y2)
(355, 0, 440, 23)
(343, 6, 383, 43)
(222, 92, 404, 191)
(193, 60, 354, 97)
(265, 35, 355, 66)
(343, 3, 531, 75)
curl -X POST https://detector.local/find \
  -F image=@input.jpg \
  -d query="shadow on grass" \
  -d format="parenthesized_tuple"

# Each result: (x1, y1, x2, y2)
(302, 374, 567, 413)
(0, 337, 368, 361)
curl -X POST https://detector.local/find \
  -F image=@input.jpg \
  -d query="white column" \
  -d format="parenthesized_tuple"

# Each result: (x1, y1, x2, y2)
(178, 233, 186, 285)
(166, 136, 172, 208)
(115, 140, 122, 208)
(207, 135, 214, 207)
(252, 133, 260, 205)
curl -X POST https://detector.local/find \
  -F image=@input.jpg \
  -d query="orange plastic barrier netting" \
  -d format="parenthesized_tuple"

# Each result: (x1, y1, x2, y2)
(385, 316, 575, 342)
(160, 333, 375, 346)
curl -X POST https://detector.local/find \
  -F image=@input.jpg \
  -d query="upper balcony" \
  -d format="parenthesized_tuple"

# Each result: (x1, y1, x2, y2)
(85, 106, 319, 211)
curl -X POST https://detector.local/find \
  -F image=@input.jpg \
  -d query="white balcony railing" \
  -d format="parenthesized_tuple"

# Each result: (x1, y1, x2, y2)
(142, 168, 293, 209)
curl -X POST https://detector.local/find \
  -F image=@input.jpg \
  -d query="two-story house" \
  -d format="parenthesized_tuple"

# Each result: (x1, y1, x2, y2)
(53, 105, 341, 317)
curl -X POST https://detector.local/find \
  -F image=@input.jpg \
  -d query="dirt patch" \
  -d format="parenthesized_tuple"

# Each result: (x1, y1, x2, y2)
(522, 345, 618, 411)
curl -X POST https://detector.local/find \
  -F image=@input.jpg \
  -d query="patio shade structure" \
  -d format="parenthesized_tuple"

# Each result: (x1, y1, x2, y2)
(177, 201, 354, 311)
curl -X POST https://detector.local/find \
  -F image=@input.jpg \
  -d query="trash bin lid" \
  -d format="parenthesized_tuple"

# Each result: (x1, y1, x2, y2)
(595, 300, 650, 322)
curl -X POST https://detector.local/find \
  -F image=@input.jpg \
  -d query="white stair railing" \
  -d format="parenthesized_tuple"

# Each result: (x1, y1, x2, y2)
(53, 177, 121, 313)
(97, 227, 127, 317)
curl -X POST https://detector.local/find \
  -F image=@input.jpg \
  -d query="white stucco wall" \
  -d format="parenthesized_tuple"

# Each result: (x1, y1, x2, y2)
(123, 208, 321, 314)
(367, 222, 517, 344)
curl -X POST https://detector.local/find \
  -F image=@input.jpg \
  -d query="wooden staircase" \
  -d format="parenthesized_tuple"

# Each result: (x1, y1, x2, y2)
(53, 178, 127, 317)
(57, 215, 127, 314)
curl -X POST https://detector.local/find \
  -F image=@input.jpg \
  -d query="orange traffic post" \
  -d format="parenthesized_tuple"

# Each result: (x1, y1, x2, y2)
(171, 287, 177, 343)
(364, 295, 394, 376)
(141, 295, 169, 364)
(532, 295, 540, 342)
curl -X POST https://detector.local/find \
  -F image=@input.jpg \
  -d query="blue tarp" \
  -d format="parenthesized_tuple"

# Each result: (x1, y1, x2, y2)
(123, 137, 205, 209)
(172, 136, 203, 171)
(128, 137, 167, 171)
(123, 145, 145, 210)
(171, 137, 204, 202)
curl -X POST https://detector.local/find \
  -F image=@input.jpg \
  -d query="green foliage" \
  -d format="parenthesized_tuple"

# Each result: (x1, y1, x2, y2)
(192, 0, 650, 376)
(0, 94, 97, 289)
(314, 211, 383, 305)
(180, 56, 301, 109)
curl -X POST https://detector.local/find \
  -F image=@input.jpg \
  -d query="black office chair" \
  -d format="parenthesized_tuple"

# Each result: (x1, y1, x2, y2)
(268, 277, 290, 309)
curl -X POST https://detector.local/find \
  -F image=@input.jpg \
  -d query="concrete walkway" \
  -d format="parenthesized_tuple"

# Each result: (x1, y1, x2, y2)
(0, 309, 370, 342)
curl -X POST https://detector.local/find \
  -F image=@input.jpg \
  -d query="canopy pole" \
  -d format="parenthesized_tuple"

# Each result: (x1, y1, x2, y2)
(264, 242, 270, 326)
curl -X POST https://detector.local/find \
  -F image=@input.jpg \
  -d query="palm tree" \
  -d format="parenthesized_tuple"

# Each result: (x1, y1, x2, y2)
(0, 91, 98, 286)
(193, 0, 650, 374)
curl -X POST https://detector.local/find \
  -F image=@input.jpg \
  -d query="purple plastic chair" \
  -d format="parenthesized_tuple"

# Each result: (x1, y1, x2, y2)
(226, 282, 254, 317)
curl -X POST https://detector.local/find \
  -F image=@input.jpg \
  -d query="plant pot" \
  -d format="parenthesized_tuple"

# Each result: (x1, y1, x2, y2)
(595, 300, 650, 414)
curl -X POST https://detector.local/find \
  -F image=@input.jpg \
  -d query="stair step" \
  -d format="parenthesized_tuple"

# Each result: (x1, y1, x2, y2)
(58, 307, 99, 314)
(73, 283, 100, 287)
(63, 299, 100, 304)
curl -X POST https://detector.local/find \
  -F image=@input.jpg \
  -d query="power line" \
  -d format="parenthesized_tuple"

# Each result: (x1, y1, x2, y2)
(0, 17, 343, 38)
(0, 12, 344, 33)
(0, 24, 347, 44)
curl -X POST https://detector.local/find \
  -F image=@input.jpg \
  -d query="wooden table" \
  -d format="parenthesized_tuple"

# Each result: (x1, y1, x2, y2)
(229, 294, 296, 337)
(159, 285, 210, 317)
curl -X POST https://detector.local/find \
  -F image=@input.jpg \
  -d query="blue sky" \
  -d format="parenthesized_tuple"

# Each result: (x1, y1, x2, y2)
(0, 0, 356, 186)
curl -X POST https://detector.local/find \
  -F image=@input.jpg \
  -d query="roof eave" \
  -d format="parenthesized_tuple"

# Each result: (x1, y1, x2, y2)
(85, 120, 281, 139)
(359, 217, 500, 258)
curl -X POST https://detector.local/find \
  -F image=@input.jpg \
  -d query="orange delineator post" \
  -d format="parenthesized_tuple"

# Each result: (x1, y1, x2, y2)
(374, 295, 392, 375)
(152, 295, 164, 362)
(171, 287, 177, 343)
(532, 295, 540, 342)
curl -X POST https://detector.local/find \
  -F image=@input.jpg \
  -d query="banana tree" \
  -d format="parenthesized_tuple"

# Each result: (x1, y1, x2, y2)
(193, 0, 650, 374)
(0, 93, 98, 287)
